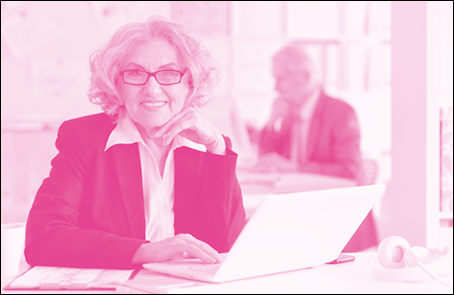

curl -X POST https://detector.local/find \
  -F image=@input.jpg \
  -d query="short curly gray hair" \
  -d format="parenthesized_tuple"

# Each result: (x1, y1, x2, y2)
(88, 15, 221, 122)
(273, 44, 317, 79)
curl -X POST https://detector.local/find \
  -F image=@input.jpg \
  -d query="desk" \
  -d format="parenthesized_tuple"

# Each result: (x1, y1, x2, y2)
(2, 253, 452, 294)
(237, 171, 357, 219)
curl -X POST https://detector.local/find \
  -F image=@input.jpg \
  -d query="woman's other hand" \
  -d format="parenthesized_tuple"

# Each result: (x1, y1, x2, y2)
(131, 234, 222, 264)
(153, 107, 226, 155)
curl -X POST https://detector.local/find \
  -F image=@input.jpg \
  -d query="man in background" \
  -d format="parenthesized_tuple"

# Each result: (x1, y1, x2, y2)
(255, 44, 362, 181)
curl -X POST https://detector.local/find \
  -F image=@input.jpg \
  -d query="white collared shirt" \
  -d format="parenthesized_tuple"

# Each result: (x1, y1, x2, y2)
(104, 114, 206, 242)
(290, 87, 320, 164)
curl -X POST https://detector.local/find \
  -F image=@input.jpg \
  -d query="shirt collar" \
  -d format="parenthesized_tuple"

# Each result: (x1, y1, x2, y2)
(104, 114, 206, 153)
(105, 114, 144, 152)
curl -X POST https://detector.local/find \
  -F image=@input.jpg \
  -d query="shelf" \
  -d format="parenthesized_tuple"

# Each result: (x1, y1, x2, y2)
(439, 211, 453, 220)
(1, 120, 62, 132)
(291, 37, 390, 45)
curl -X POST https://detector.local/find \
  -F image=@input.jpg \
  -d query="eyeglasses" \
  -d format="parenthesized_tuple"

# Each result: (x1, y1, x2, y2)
(120, 69, 187, 86)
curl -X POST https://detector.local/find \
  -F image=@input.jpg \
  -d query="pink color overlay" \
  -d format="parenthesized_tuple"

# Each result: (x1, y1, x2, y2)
(1, 1, 452, 285)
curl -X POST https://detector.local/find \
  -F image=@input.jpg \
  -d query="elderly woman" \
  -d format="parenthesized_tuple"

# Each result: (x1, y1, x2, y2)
(25, 16, 246, 269)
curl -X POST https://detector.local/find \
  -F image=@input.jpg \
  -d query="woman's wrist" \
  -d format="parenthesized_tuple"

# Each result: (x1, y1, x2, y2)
(131, 243, 152, 264)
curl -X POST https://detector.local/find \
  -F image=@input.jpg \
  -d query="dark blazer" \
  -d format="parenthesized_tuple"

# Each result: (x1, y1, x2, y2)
(259, 90, 362, 180)
(25, 113, 246, 269)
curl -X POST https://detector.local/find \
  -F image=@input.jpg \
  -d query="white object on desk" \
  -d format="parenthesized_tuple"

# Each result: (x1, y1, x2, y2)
(369, 252, 453, 283)
(372, 235, 453, 287)
(1, 223, 26, 278)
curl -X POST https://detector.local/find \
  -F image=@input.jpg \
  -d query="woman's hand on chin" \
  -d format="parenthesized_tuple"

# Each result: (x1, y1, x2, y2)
(153, 107, 226, 155)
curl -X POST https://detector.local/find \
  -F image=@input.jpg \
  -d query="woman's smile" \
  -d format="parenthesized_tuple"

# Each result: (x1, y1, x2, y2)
(140, 100, 168, 111)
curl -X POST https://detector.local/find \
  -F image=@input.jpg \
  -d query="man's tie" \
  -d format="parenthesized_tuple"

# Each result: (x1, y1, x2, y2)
(290, 115, 307, 165)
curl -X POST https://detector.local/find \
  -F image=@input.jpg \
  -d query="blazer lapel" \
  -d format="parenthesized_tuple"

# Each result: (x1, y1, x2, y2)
(111, 143, 146, 239)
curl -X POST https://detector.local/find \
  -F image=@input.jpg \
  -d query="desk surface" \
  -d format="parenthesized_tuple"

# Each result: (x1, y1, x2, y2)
(3, 253, 452, 294)
(237, 171, 357, 195)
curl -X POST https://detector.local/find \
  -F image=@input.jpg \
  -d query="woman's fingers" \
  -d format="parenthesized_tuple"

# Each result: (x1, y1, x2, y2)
(162, 113, 199, 145)
(157, 108, 218, 149)
(150, 107, 224, 154)
(174, 243, 217, 264)
(177, 234, 222, 263)
(153, 107, 195, 138)
(148, 234, 221, 264)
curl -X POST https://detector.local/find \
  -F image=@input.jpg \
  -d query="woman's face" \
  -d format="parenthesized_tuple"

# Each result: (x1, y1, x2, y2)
(116, 38, 191, 132)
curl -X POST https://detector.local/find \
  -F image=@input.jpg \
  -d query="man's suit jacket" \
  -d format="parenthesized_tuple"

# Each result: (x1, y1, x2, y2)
(25, 113, 246, 269)
(259, 90, 362, 180)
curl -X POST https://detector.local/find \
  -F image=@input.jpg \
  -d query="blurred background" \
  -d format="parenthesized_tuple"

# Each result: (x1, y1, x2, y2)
(1, 2, 452, 250)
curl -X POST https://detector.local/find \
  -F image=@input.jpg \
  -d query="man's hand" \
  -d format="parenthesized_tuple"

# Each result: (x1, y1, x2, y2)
(252, 152, 299, 173)
(269, 97, 293, 123)
(132, 234, 222, 264)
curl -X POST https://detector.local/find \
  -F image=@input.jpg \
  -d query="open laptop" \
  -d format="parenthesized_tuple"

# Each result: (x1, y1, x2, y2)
(143, 184, 386, 283)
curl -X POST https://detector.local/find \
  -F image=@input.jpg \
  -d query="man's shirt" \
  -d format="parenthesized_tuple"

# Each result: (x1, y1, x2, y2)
(290, 87, 320, 164)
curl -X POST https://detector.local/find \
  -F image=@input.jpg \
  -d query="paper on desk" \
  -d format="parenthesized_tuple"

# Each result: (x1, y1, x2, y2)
(124, 268, 217, 293)
(6, 266, 134, 290)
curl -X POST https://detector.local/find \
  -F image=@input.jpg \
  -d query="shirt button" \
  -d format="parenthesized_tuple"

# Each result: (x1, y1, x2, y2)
(162, 207, 168, 212)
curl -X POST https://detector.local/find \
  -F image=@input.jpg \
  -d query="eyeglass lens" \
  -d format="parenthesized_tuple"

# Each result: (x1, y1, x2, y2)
(123, 70, 181, 85)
